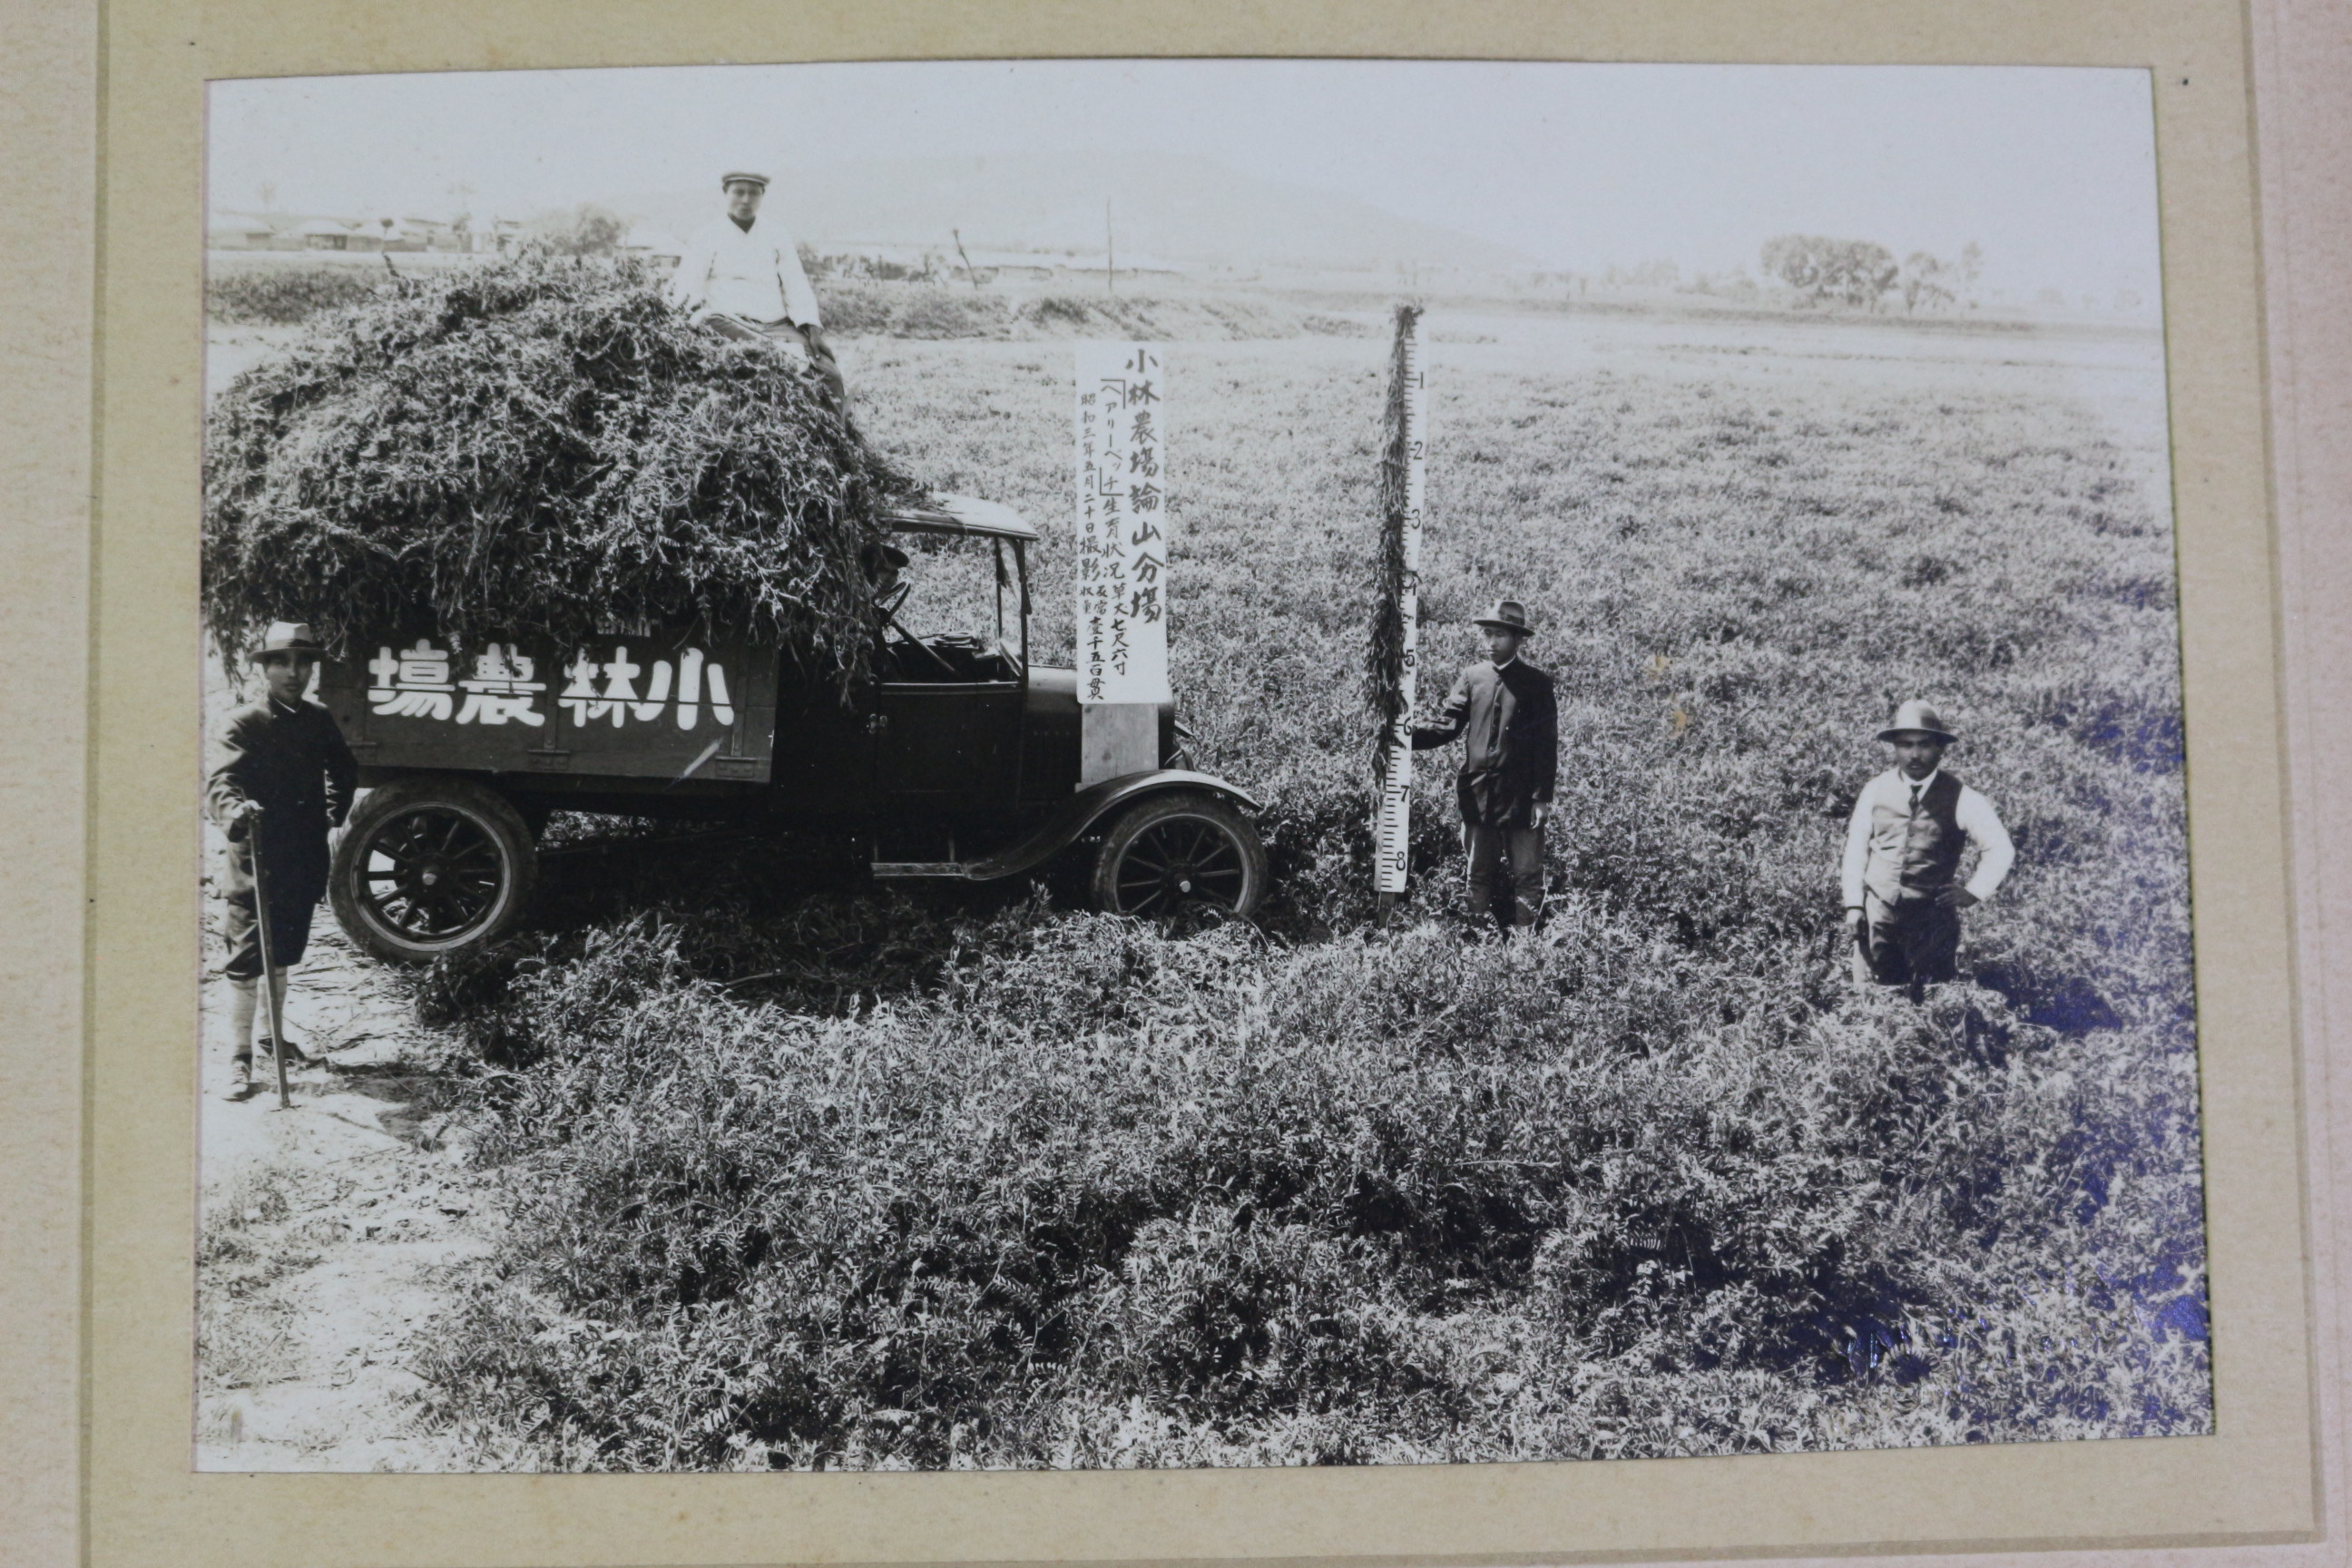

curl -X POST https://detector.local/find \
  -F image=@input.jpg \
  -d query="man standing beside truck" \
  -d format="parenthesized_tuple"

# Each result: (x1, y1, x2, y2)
(206, 622, 358, 1100)
(667, 168, 846, 401)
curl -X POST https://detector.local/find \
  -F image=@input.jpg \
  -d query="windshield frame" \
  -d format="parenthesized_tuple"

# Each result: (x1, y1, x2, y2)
(873, 527, 1031, 686)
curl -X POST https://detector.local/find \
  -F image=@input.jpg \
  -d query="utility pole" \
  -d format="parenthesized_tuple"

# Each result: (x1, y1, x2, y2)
(952, 228, 982, 291)
(449, 181, 477, 251)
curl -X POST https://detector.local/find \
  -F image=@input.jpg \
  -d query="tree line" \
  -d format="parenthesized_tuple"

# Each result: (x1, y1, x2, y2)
(1759, 234, 1983, 313)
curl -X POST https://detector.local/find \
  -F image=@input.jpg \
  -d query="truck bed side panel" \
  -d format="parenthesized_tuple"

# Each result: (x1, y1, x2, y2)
(322, 628, 778, 784)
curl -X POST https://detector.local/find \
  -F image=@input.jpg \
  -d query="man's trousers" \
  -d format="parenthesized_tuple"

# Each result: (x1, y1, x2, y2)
(1465, 822, 1544, 930)
(702, 311, 845, 400)
(220, 832, 328, 982)
(1859, 887, 1961, 985)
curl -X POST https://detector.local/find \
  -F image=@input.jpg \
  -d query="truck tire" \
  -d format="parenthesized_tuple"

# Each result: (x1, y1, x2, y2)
(1089, 790, 1267, 924)
(329, 776, 537, 963)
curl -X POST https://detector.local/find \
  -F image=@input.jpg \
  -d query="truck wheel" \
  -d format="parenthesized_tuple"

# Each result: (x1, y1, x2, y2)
(512, 798, 554, 840)
(329, 776, 537, 963)
(1090, 790, 1267, 925)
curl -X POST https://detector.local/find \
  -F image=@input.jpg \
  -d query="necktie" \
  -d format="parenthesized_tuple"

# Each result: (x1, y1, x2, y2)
(1909, 783, 1924, 815)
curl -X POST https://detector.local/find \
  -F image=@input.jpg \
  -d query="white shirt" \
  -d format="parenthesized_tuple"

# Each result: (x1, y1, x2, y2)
(1840, 767, 2014, 908)
(667, 215, 823, 328)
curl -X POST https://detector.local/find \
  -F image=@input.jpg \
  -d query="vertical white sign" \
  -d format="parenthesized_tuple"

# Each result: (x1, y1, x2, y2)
(1074, 342, 1171, 706)
(1374, 320, 1426, 897)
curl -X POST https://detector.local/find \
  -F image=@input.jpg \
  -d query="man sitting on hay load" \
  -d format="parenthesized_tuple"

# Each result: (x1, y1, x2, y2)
(668, 168, 846, 402)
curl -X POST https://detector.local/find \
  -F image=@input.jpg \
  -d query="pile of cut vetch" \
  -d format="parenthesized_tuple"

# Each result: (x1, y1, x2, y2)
(202, 253, 923, 693)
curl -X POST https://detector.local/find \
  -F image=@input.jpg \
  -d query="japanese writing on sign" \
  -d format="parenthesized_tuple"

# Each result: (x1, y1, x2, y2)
(367, 639, 735, 730)
(1074, 341, 1171, 705)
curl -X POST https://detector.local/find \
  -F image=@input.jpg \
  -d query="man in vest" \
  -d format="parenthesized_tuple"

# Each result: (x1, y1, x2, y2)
(1413, 599, 1559, 934)
(667, 169, 845, 401)
(1839, 700, 2014, 987)
(204, 622, 359, 1099)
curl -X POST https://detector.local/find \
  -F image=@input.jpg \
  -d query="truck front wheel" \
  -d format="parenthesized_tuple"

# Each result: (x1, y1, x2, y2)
(329, 776, 538, 963)
(1089, 790, 1267, 925)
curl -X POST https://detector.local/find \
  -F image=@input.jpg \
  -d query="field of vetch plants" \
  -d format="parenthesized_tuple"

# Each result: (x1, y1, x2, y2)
(279, 303, 2210, 1469)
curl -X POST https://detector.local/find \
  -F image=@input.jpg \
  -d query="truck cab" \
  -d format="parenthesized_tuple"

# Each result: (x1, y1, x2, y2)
(770, 496, 1090, 828)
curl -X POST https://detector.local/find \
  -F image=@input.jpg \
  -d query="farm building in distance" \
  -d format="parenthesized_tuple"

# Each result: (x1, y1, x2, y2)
(808, 241, 1192, 285)
(207, 211, 492, 255)
(619, 226, 685, 266)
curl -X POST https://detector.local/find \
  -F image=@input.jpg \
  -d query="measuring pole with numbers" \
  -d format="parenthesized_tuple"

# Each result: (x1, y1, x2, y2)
(1372, 307, 1426, 923)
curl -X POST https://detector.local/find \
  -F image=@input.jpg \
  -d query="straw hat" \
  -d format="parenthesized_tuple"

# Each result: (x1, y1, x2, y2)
(1472, 599, 1534, 634)
(250, 622, 324, 662)
(1876, 699, 1957, 743)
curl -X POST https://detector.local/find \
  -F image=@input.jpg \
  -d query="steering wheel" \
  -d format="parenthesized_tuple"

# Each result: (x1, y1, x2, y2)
(879, 599, 960, 677)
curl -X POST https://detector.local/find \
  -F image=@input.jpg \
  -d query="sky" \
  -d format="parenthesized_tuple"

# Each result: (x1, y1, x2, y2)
(209, 59, 2163, 299)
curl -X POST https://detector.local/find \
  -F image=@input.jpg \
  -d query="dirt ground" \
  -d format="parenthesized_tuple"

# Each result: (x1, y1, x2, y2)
(192, 822, 500, 1472)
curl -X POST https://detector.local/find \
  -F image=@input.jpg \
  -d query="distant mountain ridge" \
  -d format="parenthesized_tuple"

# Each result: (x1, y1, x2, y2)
(610, 152, 1534, 270)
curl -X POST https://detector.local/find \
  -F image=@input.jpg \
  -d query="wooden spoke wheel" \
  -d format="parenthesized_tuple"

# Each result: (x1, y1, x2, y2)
(1089, 791, 1267, 926)
(329, 776, 537, 963)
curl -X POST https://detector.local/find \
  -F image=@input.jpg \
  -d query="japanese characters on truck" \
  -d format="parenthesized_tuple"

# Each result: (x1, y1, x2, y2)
(329, 628, 774, 783)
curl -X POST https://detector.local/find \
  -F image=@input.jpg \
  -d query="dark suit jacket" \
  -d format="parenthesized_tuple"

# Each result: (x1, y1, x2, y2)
(1411, 659, 1559, 828)
(205, 696, 358, 895)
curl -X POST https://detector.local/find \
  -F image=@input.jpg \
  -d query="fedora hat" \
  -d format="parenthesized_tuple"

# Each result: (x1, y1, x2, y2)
(720, 171, 771, 191)
(250, 621, 325, 662)
(1472, 599, 1534, 635)
(1876, 699, 1957, 743)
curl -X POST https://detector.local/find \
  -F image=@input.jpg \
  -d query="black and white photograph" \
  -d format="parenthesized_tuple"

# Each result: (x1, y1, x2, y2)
(194, 58, 2209, 1473)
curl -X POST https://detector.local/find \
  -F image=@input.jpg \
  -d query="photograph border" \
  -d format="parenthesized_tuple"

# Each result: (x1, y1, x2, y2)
(79, 1, 2318, 1563)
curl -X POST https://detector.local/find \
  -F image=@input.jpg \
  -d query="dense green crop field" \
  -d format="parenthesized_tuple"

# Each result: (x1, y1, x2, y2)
(403, 311, 2211, 1469)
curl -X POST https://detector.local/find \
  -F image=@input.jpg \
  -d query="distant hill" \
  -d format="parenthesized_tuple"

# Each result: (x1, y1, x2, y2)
(607, 152, 1533, 271)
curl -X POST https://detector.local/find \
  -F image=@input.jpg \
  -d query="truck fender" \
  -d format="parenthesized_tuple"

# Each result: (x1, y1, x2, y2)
(961, 770, 1261, 883)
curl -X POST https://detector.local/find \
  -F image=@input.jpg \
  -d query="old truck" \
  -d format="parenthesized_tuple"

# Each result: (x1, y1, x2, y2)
(318, 495, 1267, 963)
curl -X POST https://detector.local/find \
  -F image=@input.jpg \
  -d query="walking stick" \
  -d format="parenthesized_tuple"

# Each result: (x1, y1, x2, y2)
(245, 811, 293, 1112)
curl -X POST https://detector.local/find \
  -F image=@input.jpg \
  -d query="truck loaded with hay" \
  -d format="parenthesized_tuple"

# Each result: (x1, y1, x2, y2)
(204, 256, 1265, 962)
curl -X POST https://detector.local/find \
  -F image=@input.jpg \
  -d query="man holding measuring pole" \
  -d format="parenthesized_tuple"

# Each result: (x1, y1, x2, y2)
(1413, 599, 1559, 935)
(206, 622, 358, 1102)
